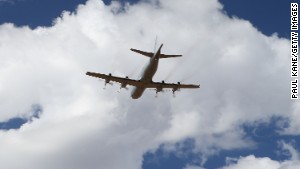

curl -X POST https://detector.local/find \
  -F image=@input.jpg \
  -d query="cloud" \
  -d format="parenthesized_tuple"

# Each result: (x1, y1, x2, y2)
(220, 141, 300, 169)
(283, 101, 300, 135)
(222, 156, 281, 169)
(279, 140, 300, 162)
(184, 166, 205, 169)
(0, 0, 18, 5)
(0, 0, 294, 168)
(0, 104, 41, 130)
(183, 141, 300, 169)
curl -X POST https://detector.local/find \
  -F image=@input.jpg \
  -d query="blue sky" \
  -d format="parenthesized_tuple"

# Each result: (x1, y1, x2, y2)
(0, 0, 298, 169)
(0, 0, 292, 37)
(219, 0, 293, 38)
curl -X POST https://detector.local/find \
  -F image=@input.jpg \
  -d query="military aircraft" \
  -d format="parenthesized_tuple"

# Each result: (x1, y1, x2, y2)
(86, 44, 200, 99)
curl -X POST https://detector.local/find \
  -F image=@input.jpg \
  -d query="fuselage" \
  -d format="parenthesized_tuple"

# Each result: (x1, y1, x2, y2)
(131, 45, 162, 99)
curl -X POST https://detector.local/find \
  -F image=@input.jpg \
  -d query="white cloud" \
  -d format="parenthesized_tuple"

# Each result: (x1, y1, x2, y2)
(283, 100, 300, 135)
(279, 140, 300, 162)
(221, 141, 300, 169)
(0, 0, 294, 168)
(186, 142, 300, 169)
(222, 155, 281, 169)
(187, 156, 300, 169)
(159, 111, 201, 141)
(184, 165, 205, 169)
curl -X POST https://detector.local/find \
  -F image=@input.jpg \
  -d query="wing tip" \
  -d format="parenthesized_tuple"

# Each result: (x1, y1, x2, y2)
(86, 71, 96, 76)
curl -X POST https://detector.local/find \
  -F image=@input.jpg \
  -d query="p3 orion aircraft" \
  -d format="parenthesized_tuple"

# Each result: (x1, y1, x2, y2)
(86, 44, 200, 99)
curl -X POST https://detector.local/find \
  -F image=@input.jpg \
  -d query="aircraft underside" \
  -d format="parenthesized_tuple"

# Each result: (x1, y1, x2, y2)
(86, 44, 200, 99)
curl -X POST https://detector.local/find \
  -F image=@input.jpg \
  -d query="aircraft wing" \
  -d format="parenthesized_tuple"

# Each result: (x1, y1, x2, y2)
(146, 81, 200, 90)
(86, 71, 200, 90)
(86, 72, 142, 86)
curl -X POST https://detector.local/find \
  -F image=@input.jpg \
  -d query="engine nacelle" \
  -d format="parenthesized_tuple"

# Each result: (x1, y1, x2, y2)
(121, 82, 127, 89)
(172, 82, 181, 96)
(156, 81, 165, 94)
(156, 87, 163, 93)
(105, 79, 110, 85)
(104, 73, 112, 86)
(120, 76, 129, 90)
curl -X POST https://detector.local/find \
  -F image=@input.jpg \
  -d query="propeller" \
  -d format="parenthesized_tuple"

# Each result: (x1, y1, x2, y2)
(155, 86, 163, 98)
(117, 76, 130, 93)
(118, 84, 129, 92)
(103, 73, 113, 89)
(154, 80, 167, 97)
(156, 87, 163, 93)
(121, 76, 129, 89)
(172, 82, 181, 97)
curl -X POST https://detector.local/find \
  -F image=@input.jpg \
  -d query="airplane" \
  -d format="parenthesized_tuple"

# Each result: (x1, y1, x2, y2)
(86, 44, 200, 99)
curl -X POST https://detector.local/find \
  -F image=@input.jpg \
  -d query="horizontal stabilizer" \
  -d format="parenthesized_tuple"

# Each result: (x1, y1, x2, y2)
(130, 48, 153, 58)
(130, 48, 182, 59)
(159, 54, 182, 58)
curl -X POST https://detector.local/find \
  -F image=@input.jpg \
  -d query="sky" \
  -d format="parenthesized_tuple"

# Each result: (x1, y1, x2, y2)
(0, 0, 299, 169)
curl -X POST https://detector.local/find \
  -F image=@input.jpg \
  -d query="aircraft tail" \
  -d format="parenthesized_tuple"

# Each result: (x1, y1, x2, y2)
(157, 44, 182, 58)
(130, 44, 182, 59)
